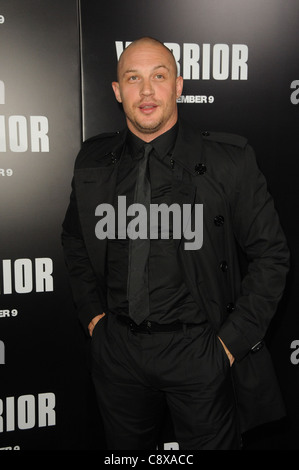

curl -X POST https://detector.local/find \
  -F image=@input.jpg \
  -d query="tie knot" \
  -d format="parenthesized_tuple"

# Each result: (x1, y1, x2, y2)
(142, 143, 153, 159)
(136, 143, 152, 161)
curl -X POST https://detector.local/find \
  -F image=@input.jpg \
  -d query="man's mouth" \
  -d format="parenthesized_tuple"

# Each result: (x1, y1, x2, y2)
(139, 103, 158, 114)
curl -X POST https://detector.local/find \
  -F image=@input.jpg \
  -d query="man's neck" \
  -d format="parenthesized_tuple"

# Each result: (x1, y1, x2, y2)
(127, 117, 179, 143)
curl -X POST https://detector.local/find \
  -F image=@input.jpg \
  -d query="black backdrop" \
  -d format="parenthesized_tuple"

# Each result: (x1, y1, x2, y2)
(0, 0, 299, 451)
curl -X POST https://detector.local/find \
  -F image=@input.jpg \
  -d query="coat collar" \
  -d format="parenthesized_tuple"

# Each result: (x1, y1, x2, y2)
(171, 118, 205, 175)
(105, 118, 205, 174)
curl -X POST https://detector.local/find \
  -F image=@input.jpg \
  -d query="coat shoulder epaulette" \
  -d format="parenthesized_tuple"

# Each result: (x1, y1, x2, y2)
(201, 131, 248, 149)
(75, 131, 123, 169)
(83, 131, 121, 146)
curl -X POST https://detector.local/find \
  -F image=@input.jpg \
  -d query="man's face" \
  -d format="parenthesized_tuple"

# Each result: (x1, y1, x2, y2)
(112, 41, 183, 141)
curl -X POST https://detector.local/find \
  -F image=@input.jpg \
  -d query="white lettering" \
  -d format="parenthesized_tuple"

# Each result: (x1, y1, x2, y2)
(183, 203, 203, 250)
(0, 258, 54, 295)
(115, 40, 132, 60)
(0, 393, 56, 433)
(0, 309, 18, 318)
(0, 340, 4, 364)
(0, 115, 49, 152)
(149, 203, 181, 239)
(164, 42, 181, 76)
(177, 95, 214, 103)
(290, 80, 299, 105)
(232, 45, 248, 80)
(38, 393, 56, 427)
(0, 116, 6, 151)
(18, 395, 35, 430)
(115, 42, 248, 80)
(35, 258, 54, 292)
(2, 260, 12, 294)
(0, 310, 10, 317)
(202, 44, 211, 79)
(5, 397, 14, 432)
(9, 116, 28, 152)
(0, 168, 13, 176)
(95, 196, 203, 251)
(30, 116, 49, 152)
(163, 441, 179, 450)
(183, 43, 200, 79)
(213, 44, 229, 80)
(0, 80, 4, 104)
(104, 455, 139, 467)
(290, 340, 299, 364)
(95, 204, 115, 239)
(14, 259, 33, 293)
(127, 203, 148, 239)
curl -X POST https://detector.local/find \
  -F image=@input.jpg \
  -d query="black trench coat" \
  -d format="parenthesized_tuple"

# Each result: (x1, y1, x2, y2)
(62, 118, 290, 434)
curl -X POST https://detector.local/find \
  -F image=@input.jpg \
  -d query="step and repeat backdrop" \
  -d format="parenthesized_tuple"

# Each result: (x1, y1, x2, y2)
(1, 0, 299, 450)
(0, 0, 103, 451)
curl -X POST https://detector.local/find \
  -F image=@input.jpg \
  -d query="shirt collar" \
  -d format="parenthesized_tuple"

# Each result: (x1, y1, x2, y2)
(127, 121, 179, 161)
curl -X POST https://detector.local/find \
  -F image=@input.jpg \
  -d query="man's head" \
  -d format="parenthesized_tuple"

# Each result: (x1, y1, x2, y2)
(112, 37, 183, 142)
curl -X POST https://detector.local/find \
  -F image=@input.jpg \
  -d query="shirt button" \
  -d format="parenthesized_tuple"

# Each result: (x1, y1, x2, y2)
(195, 163, 207, 175)
(214, 215, 224, 226)
(220, 261, 228, 272)
(226, 302, 235, 313)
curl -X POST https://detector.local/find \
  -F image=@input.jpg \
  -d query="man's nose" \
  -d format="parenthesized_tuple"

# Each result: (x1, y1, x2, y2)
(140, 78, 154, 96)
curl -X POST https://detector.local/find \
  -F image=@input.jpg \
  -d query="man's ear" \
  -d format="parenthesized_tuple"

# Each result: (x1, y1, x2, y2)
(176, 76, 183, 99)
(112, 82, 122, 103)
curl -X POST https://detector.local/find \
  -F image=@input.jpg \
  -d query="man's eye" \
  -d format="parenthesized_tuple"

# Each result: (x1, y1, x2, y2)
(129, 76, 138, 81)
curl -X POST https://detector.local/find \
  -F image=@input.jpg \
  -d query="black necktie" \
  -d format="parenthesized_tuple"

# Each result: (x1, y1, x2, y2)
(127, 143, 152, 324)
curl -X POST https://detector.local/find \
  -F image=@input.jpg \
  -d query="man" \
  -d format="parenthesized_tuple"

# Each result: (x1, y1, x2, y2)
(62, 37, 289, 450)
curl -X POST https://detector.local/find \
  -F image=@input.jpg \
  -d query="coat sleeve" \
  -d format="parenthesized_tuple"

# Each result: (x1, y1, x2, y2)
(61, 176, 106, 336)
(217, 144, 290, 361)
(61, 131, 124, 336)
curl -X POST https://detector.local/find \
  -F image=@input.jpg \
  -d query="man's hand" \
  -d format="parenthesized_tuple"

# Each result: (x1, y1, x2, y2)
(218, 337, 235, 366)
(88, 312, 106, 337)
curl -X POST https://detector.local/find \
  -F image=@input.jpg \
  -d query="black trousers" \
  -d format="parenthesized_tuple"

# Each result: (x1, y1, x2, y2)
(90, 313, 241, 450)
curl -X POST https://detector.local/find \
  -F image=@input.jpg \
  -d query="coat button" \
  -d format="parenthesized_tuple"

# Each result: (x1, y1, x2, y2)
(220, 261, 228, 272)
(214, 215, 224, 226)
(195, 163, 207, 175)
(226, 302, 235, 313)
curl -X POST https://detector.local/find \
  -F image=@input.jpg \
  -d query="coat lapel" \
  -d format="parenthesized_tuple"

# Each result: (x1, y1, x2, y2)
(171, 118, 205, 175)
(169, 120, 215, 324)
(74, 128, 127, 235)
(170, 119, 205, 250)
(74, 131, 127, 278)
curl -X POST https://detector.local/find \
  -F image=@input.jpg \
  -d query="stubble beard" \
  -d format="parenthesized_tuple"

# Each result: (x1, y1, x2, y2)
(126, 112, 164, 136)
(124, 98, 178, 138)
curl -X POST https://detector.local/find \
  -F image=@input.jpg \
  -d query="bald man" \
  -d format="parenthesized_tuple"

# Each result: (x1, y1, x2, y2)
(62, 37, 289, 450)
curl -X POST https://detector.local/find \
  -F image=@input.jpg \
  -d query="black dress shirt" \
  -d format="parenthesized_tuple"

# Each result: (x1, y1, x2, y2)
(106, 122, 205, 325)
